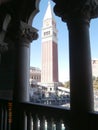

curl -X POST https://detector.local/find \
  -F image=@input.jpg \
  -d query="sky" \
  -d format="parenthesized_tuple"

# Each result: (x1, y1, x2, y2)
(30, 0, 98, 82)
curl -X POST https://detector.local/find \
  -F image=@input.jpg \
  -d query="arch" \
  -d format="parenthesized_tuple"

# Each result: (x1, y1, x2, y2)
(28, 0, 40, 25)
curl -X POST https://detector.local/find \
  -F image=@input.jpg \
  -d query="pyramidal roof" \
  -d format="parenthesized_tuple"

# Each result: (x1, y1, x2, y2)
(43, 1, 55, 21)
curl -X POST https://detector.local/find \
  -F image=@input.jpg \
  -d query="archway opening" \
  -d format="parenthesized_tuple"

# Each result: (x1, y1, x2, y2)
(30, 0, 70, 109)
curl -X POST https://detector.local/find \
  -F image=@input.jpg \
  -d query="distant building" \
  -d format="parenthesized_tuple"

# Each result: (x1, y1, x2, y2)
(92, 59, 98, 77)
(41, 1, 58, 90)
(30, 67, 41, 85)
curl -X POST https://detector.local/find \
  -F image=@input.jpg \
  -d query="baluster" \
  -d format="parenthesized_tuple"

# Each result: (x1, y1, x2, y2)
(47, 118, 54, 130)
(62, 122, 66, 130)
(56, 120, 62, 130)
(20, 108, 26, 130)
(63, 122, 69, 130)
(12, 104, 26, 130)
(65, 125, 69, 130)
(40, 116, 45, 130)
(22, 111, 27, 130)
(27, 112, 32, 130)
(33, 115, 39, 130)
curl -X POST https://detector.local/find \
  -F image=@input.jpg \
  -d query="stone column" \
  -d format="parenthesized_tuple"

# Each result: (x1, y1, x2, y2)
(53, 0, 98, 129)
(67, 18, 94, 130)
(68, 18, 94, 111)
(13, 21, 38, 102)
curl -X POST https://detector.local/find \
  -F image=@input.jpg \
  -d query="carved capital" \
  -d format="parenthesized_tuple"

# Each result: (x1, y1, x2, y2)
(19, 21, 38, 44)
(5, 20, 38, 47)
(52, 0, 98, 22)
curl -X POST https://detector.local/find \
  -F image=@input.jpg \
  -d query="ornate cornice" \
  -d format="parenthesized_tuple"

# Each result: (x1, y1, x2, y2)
(52, 0, 98, 22)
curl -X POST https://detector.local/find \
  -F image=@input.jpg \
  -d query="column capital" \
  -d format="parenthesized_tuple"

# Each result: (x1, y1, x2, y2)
(52, 0, 98, 22)
(18, 21, 38, 45)
(6, 21, 38, 47)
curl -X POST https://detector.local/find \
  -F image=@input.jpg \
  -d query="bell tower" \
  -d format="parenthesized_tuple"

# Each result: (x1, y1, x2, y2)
(41, 1, 58, 91)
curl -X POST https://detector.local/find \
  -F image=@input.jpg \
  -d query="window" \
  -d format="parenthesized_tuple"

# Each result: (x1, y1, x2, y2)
(44, 31, 50, 36)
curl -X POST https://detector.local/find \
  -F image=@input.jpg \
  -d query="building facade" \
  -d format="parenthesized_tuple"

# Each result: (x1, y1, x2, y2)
(30, 67, 41, 85)
(92, 59, 98, 77)
(41, 1, 58, 89)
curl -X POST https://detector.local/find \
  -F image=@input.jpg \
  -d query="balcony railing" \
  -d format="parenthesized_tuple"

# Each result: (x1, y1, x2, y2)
(1, 98, 98, 130)
(0, 99, 12, 130)
(0, 99, 70, 130)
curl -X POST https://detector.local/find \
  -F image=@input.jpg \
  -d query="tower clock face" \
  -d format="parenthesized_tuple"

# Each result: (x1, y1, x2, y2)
(44, 20, 50, 26)
(46, 21, 49, 26)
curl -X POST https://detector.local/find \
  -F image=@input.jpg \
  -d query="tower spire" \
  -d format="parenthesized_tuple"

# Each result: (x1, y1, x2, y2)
(48, 0, 50, 5)
(43, 1, 55, 21)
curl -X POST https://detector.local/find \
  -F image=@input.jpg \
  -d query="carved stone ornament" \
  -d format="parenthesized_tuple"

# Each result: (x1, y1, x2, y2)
(19, 21, 38, 44)
(52, 0, 98, 21)
(0, 31, 8, 53)
(0, 30, 8, 63)
(0, 41, 8, 53)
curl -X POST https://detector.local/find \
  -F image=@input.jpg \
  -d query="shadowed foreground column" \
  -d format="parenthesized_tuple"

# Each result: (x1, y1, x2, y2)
(13, 21, 38, 102)
(52, 0, 98, 130)
(67, 17, 93, 130)
(12, 21, 38, 130)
